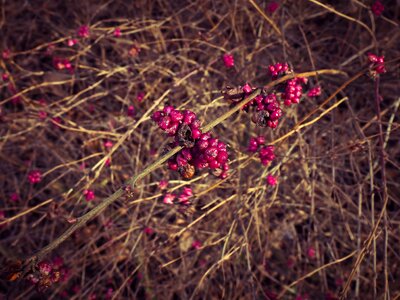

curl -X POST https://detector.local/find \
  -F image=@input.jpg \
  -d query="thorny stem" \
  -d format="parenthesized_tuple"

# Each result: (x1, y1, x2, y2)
(22, 68, 346, 271)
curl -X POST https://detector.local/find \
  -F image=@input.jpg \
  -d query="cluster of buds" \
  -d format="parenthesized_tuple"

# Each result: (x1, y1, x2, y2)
(53, 57, 74, 73)
(371, 1, 384, 17)
(26, 261, 61, 292)
(163, 186, 193, 205)
(367, 53, 386, 78)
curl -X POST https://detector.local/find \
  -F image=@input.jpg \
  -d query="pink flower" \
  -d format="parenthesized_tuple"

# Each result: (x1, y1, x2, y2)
(105, 158, 111, 167)
(104, 140, 113, 149)
(222, 53, 235, 68)
(2, 73, 9, 82)
(163, 193, 176, 204)
(307, 246, 316, 259)
(77, 25, 90, 38)
(2, 49, 11, 60)
(144, 227, 154, 235)
(113, 27, 121, 37)
(83, 189, 95, 201)
(10, 193, 20, 202)
(192, 240, 202, 250)
(67, 39, 78, 47)
(127, 105, 135, 117)
(371, 1, 384, 16)
(38, 111, 47, 120)
(266, 1, 279, 14)
(266, 175, 277, 186)
(158, 180, 168, 190)
(137, 92, 145, 102)
(28, 170, 42, 184)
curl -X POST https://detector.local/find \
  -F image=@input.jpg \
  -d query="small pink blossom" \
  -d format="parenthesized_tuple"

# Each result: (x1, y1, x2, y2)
(77, 25, 90, 38)
(2, 73, 9, 82)
(307, 246, 316, 259)
(83, 189, 95, 201)
(10, 193, 20, 202)
(104, 140, 113, 149)
(144, 227, 154, 235)
(105, 158, 111, 167)
(158, 180, 168, 190)
(137, 92, 145, 102)
(38, 111, 47, 120)
(113, 28, 121, 37)
(222, 53, 234, 68)
(28, 170, 42, 184)
(2, 49, 11, 60)
(192, 240, 202, 250)
(266, 175, 277, 186)
(67, 39, 78, 47)
(267, 1, 279, 14)
(127, 105, 135, 117)
(163, 193, 176, 204)
(182, 187, 193, 197)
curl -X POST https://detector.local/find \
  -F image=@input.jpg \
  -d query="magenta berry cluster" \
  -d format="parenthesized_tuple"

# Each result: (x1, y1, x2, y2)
(248, 136, 266, 152)
(307, 86, 322, 97)
(367, 53, 386, 77)
(152, 106, 202, 142)
(152, 106, 230, 179)
(222, 53, 235, 68)
(283, 77, 308, 106)
(247, 137, 275, 166)
(371, 1, 384, 17)
(28, 170, 42, 184)
(26, 261, 62, 292)
(167, 132, 230, 179)
(259, 145, 276, 166)
(268, 62, 289, 79)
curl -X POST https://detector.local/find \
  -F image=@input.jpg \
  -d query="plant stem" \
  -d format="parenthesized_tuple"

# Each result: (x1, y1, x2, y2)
(24, 68, 345, 267)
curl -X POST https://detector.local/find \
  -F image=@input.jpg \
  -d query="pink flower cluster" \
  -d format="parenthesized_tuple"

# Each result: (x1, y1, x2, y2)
(163, 186, 193, 205)
(367, 53, 386, 76)
(268, 62, 289, 79)
(28, 170, 42, 184)
(371, 1, 384, 16)
(222, 53, 235, 68)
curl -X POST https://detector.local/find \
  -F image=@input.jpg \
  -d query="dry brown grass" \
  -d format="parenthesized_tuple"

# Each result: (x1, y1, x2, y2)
(1, 0, 399, 299)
